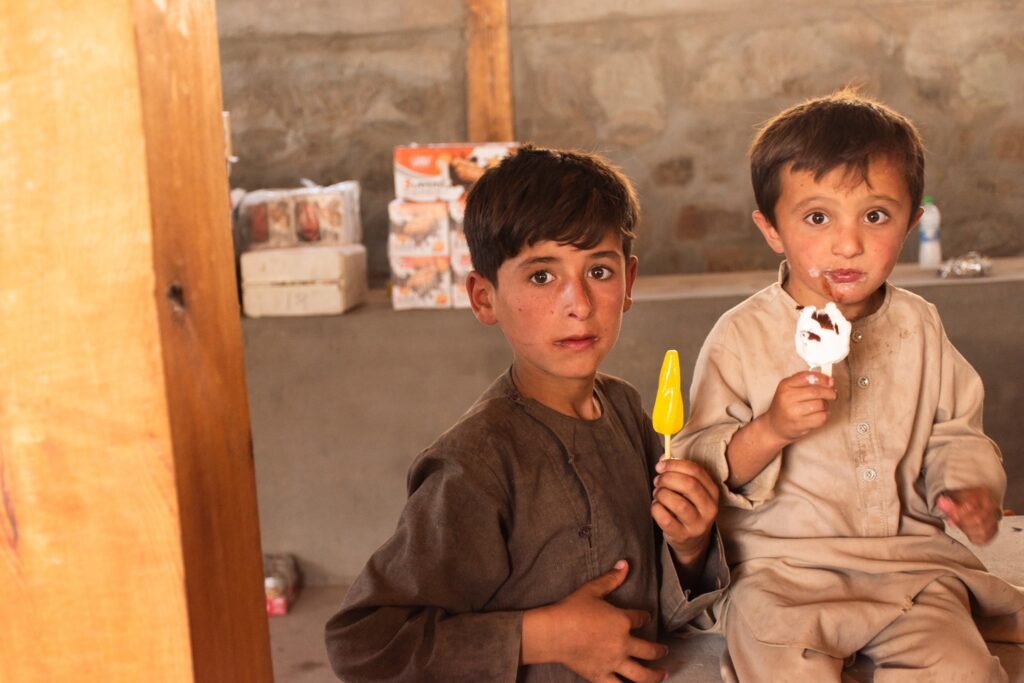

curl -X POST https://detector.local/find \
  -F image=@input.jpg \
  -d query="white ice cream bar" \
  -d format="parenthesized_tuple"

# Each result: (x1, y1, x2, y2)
(794, 302, 851, 375)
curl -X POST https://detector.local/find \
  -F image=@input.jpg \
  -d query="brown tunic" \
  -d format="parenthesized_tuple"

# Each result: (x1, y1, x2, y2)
(326, 371, 728, 682)
(675, 263, 1024, 657)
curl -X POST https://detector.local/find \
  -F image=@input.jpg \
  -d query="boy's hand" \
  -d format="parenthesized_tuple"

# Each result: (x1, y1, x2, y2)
(521, 560, 668, 682)
(762, 371, 837, 445)
(937, 488, 1000, 545)
(651, 459, 718, 568)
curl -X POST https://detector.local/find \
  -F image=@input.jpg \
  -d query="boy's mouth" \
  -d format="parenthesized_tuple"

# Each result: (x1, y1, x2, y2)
(555, 335, 598, 350)
(825, 269, 866, 284)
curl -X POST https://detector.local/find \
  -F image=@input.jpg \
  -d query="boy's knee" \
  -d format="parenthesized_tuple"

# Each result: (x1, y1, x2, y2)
(873, 649, 1007, 683)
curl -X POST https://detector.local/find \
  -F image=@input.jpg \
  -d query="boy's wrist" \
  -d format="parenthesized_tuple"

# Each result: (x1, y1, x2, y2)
(754, 412, 794, 452)
(670, 532, 709, 561)
(669, 535, 710, 583)
(520, 605, 559, 665)
(726, 415, 791, 488)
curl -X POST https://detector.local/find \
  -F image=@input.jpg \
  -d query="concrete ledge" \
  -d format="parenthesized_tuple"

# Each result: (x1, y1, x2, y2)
(243, 258, 1024, 586)
(632, 256, 1024, 301)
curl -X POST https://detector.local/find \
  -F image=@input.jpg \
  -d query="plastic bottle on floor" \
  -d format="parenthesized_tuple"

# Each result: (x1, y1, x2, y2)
(918, 196, 942, 269)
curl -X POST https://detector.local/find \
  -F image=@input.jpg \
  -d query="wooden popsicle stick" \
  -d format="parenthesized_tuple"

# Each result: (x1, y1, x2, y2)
(820, 363, 833, 377)
(664, 433, 672, 460)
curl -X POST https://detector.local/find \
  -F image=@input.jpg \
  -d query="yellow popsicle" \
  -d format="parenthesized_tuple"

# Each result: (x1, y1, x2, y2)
(652, 349, 684, 460)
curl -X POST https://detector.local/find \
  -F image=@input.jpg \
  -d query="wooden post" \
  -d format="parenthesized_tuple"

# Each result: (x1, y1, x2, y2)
(0, 1, 273, 681)
(466, 0, 514, 142)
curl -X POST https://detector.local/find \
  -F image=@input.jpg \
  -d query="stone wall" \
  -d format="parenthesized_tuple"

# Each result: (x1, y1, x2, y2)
(219, 1, 1024, 284)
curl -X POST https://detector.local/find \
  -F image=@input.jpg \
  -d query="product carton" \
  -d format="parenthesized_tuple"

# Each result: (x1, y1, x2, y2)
(393, 143, 516, 202)
(264, 553, 300, 616)
(388, 200, 450, 256)
(390, 255, 452, 310)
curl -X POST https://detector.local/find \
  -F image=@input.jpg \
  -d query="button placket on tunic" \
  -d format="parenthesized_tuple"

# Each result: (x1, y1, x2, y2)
(848, 328, 890, 537)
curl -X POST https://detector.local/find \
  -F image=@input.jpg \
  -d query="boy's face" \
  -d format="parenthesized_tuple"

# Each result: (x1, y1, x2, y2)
(467, 232, 638, 393)
(753, 156, 924, 320)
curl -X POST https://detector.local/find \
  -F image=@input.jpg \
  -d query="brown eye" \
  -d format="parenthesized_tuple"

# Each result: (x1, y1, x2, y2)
(529, 271, 551, 285)
(865, 209, 889, 224)
(804, 212, 829, 226)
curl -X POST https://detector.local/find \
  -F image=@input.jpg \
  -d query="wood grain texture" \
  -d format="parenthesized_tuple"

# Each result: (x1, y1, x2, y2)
(466, 0, 514, 142)
(0, 0, 271, 680)
(132, 0, 273, 680)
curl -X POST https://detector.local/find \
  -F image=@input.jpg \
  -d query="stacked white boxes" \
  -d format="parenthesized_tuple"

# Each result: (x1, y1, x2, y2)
(237, 181, 368, 317)
(389, 143, 516, 310)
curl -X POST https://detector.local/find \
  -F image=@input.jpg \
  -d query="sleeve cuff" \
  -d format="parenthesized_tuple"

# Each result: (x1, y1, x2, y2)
(678, 423, 781, 509)
(659, 525, 730, 633)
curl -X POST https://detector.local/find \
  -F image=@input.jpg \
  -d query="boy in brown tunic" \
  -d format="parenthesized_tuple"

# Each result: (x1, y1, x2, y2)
(326, 147, 729, 682)
(676, 90, 1024, 681)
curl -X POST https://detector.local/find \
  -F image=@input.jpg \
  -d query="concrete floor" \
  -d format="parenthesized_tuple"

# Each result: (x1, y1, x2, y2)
(270, 519, 1024, 682)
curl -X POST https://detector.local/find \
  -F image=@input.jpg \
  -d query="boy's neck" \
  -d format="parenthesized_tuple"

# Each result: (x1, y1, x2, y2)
(510, 362, 601, 420)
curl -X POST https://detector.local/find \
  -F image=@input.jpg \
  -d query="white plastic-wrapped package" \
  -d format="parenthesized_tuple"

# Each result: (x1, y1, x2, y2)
(238, 181, 361, 250)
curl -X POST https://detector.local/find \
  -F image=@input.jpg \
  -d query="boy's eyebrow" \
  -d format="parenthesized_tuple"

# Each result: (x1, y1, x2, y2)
(514, 250, 622, 270)
(515, 255, 559, 270)
(791, 193, 903, 210)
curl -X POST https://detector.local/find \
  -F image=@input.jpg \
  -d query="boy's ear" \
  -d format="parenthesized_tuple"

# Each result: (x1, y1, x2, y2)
(466, 271, 499, 325)
(622, 255, 639, 312)
(752, 210, 785, 255)
(907, 206, 924, 235)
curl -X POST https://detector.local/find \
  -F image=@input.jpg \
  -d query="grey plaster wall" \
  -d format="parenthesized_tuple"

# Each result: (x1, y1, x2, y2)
(219, 1, 1024, 286)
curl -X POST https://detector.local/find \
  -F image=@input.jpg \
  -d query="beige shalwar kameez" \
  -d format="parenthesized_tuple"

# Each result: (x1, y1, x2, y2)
(675, 264, 1024, 681)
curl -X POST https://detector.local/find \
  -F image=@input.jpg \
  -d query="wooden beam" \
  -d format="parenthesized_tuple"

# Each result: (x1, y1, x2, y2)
(466, 0, 514, 142)
(0, 1, 272, 680)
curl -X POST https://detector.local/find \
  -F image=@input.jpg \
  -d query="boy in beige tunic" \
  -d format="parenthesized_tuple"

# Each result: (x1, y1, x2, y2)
(326, 147, 729, 682)
(676, 90, 1024, 681)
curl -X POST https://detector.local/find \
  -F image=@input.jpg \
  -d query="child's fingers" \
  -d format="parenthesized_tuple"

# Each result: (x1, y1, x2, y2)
(652, 492, 700, 530)
(625, 636, 668, 661)
(651, 500, 697, 540)
(622, 608, 652, 631)
(616, 657, 667, 683)
(581, 560, 629, 598)
(785, 371, 834, 387)
(789, 385, 838, 404)
(655, 459, 719, 503)
(654, 473, 717, 519)
(936, 495, 961, 525)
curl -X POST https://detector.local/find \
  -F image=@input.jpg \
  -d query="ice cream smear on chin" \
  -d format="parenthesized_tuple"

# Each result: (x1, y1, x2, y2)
(795, 302, 851, 377)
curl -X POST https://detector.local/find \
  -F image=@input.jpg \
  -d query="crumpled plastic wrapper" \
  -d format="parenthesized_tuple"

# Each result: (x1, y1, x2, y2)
(939, 251, 992, 278)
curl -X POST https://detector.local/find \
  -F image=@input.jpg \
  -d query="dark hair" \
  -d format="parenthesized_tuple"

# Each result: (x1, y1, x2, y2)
(463, 145, 639, 284)
(749, 88, 925, 226)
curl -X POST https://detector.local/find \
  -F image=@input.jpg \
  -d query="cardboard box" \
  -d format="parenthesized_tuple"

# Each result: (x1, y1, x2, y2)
(393, 143, 516, 202)
(390, 255, 452, 310)
(450, 246, 473, 309)
(241, 244, 367, 317)
(388, 200, 450, 256)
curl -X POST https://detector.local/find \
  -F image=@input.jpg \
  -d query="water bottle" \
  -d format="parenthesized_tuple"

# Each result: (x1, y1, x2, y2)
(918, 196, 942, 268)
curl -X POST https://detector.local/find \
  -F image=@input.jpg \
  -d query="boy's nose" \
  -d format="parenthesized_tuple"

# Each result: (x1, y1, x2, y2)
(561, 277, 593, 319)
(832, 223, 864, 258)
